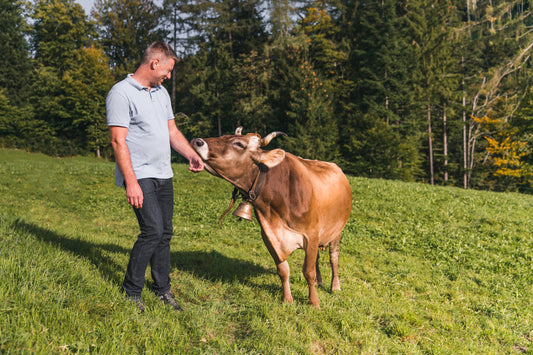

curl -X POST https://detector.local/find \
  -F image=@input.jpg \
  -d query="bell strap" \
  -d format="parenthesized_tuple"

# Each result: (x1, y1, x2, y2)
(246, 163, 268, 202)
(213, 163, 269, 227)
(218, 188, 238, 228)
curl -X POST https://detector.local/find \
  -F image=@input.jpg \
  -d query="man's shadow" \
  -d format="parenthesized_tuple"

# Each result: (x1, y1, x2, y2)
(12, 219, 278, 297)
(12, 219, 129, 286)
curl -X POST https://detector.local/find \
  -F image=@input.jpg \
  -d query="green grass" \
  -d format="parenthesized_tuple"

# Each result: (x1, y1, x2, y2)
(1, 148, 532, 354)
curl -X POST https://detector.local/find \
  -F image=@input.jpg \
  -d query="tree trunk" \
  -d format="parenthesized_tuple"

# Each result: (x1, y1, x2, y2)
(428, 98, 434, 185)
(443, 103, 448, 182)
(217, 89, 222, 136)
(462, 55, 468, 189)
(96, 122, 101, 159)
(171, 4, 178, 113)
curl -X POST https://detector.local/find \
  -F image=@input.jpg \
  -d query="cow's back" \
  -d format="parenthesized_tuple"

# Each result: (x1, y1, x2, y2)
(257, 153, 352, 253)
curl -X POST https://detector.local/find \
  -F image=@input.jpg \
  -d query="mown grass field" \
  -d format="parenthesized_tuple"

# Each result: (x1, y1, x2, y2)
(1, 148, 532, 354)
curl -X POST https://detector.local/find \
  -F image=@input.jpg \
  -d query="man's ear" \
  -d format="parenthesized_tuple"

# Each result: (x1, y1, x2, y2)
(258, 149, 285, 168)
(151, 58, 160, 69)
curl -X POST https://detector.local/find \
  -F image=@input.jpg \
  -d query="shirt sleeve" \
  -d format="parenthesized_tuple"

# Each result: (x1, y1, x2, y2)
(106, 85, 131, 128)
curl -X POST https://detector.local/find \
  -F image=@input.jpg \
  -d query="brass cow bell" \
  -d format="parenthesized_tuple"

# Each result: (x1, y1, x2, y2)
(233, 202, 253, 221)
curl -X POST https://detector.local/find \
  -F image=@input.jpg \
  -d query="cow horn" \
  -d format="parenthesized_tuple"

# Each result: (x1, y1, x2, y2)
(235, 126, 243, 135)
(260, 131, 287, 147)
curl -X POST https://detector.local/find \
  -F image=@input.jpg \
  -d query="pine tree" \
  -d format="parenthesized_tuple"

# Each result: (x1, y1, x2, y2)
(273, 1, 343, 161)
(171, 0, 269, 136)
(404, 0, 462, 185)
(336, 0, 423, 179)
(299, 1, 345, 78)
(0, 0, 32, 104)
(269, 0, 294, 42)
(29, 0, 104, 155)
(232, 51, 273, 134)
(284, 60, 339, 161)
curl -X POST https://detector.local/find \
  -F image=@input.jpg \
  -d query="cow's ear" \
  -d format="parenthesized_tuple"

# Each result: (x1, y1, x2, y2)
(259, 149, 285, 168)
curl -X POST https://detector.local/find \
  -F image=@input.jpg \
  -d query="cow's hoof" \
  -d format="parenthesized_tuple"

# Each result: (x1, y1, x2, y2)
(309, 301, 320, 309)
(282, 297, 294, 305)
(331, 280, 340, 292)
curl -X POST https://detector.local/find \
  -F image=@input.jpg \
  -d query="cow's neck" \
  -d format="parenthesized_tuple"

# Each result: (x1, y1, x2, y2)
(216, 163, 269, 227)
(211, 162, 268, 202)
(238, 163, 269, 202)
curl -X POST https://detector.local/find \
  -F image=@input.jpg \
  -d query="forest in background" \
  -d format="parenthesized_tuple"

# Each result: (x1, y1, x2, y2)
(1, 0, 533, 192)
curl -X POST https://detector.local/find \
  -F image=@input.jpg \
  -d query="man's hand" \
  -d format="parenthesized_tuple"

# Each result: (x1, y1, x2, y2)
(189, 156, 204, 173)
(126, 181, 144, 209)
(168, 119, 205, 173)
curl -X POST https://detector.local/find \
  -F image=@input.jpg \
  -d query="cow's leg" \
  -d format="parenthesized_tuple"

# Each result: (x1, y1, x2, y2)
(260, 230, 294, 304)
(303, 246, 320, 308)
(315, 250, 323, 287)
(329, 237, 341, 291)
(276, 260, 293, 304)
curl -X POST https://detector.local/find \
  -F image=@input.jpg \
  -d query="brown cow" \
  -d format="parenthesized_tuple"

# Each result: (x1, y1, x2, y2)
(191, 128, 352, 307)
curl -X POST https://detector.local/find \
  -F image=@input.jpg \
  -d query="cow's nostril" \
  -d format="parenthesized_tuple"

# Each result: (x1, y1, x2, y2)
(192, 139, 204, 147)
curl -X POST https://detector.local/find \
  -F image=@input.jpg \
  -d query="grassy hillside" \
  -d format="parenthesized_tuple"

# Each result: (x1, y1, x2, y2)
(1, 149, 532, 354)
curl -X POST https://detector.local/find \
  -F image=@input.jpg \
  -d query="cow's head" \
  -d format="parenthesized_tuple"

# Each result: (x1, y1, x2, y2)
(191, 127, 287, 184)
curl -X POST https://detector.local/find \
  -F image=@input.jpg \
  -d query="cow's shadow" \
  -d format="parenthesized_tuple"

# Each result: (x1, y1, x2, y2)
(11, 220, 280, 298)
(172, 249, 267, 281)
(170, 250, 281, 296)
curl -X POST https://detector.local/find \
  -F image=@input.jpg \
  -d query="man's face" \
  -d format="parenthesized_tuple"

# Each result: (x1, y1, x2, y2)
(150, 57, 175, 87)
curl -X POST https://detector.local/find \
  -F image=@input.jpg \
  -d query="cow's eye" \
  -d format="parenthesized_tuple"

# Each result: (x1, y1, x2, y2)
(233, 141, 246, 149)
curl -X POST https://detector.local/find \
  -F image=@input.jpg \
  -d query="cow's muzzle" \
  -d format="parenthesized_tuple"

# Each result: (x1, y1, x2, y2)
(191, 138, 206, 151)
(191, 138, 220, 177)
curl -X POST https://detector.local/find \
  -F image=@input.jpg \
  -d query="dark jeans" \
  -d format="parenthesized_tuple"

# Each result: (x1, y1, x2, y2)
(122, 178, 174, 297)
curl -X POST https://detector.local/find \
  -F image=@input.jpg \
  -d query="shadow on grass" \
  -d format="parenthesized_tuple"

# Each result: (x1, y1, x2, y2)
(12, 219, 127, 286)
(11, 219, 279, 297)
(171, 250, 280, 297)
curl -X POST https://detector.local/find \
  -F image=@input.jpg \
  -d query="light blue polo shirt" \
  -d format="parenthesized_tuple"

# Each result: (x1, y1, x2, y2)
(106, 74, 174, 187)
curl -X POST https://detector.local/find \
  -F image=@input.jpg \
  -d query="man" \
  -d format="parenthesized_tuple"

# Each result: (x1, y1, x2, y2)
(106, 42, 204, 312)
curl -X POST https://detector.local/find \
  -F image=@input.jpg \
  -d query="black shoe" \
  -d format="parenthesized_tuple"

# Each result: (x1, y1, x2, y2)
(126, 295, 145, 313)
(159, 292, 183, 311)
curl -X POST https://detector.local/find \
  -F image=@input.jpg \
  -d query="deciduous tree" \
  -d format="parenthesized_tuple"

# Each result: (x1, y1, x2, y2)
(92, 0, 167, 76)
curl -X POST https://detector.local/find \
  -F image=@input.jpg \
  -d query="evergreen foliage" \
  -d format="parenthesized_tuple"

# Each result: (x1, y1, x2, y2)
(2, 0, 533, 192)
(0, 0, 32, 104)
(92, 0, 167, 76)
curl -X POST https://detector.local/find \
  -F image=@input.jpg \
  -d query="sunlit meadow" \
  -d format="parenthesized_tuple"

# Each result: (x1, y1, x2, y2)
(1, 149, 532, 354)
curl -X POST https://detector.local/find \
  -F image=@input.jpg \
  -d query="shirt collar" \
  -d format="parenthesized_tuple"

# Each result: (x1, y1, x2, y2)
(126, 74, 161, 92)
